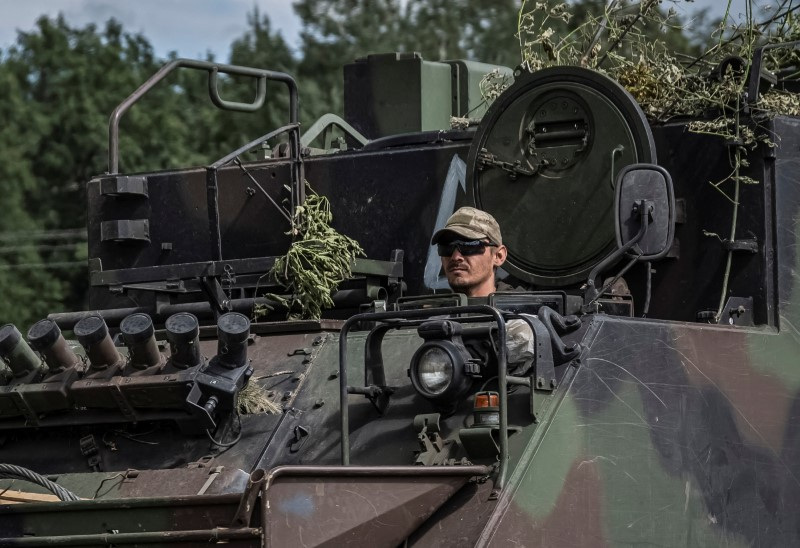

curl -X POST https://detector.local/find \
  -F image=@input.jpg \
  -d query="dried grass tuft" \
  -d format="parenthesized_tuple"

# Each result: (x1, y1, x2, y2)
(238, 382, 281, 415)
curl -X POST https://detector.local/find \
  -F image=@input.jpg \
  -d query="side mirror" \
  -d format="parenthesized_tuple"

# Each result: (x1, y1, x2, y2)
(615, 164, 675, 260)
(583, 163, 675, 310)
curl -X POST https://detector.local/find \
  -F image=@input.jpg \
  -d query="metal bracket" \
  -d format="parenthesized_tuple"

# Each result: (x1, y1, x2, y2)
(696, 296, 754, 327)
(347, 384, 395, 415)
(459, 427, 499, 460)
(397, 293, 468, 311)
(746, 41, 800, 106)
(196, 466, 224, 495)
(187, 456, 216, 469)
(503, 307, 579, 421)
(459, 425, 521, 461)
(388, 249, 404, 289)
(722, 238, 758, 253)
(121, 280, 190, 294)
(100, 219, 150, 243)
(201, 277, 231, 316)
(362, 325, 394, 415)
(413, 413, 459, 466)
(516, 315, 556, 391)
(413, 413, 441, 434)
(79, 434, 103, 472)
(109, 379, 138, 421)
(721, 296, 754, 327)
(5, 388, 40, 426)
(301, 113, 369, 149)
(100, 175, 148, 197)
(537, 306, 581, 363)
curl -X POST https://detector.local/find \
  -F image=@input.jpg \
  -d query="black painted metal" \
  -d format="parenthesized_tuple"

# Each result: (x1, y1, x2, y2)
(87, 141, 461, 311)
(467, 66, 656, 287)
(338, 305, 509, 490)
(639, 120, 774, 324)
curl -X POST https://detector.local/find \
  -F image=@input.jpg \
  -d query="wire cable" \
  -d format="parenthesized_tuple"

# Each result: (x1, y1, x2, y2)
(642, 262, 652, 317)
(206, 412, 243, 448)
(0, 464, 80, 502)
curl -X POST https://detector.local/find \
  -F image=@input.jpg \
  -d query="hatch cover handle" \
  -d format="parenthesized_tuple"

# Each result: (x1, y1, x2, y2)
(476, 149, 540, 179)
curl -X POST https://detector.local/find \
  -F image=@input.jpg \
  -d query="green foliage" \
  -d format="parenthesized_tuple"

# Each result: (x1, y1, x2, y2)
(517, 1, 709, 116)
(269, 189, 364, 320)
(515, 1, 800, 126)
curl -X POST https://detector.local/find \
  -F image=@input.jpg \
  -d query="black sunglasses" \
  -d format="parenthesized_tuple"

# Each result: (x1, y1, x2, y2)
(437, 240, 497, 257)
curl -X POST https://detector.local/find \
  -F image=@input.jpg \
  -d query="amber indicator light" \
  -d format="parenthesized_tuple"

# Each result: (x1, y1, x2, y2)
(474, 392, 499, 408)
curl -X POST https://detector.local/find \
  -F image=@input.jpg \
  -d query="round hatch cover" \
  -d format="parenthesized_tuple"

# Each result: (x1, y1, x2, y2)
(467, 66, 655, 286)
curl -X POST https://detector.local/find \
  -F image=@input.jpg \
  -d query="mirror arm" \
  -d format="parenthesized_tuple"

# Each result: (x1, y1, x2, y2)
(584, 201, 652, 309)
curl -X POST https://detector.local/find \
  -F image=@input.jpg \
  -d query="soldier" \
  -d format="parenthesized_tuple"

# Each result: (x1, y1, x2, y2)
(432, 207, 533, 366)
(431, 207, 510, 297)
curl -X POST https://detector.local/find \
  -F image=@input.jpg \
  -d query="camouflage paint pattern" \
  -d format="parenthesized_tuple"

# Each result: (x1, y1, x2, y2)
(3, 60, 800, 546)
(481, 318, 800, 546)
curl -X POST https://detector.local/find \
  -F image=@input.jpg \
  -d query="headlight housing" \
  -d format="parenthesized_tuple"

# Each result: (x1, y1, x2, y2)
(409, 320, 477, 413)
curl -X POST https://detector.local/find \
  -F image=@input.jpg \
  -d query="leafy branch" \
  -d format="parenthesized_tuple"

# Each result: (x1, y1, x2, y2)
(256, 185, 364, 321)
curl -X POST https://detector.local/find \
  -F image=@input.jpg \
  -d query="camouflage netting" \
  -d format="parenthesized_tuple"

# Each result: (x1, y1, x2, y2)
(518, 0, 800, 126)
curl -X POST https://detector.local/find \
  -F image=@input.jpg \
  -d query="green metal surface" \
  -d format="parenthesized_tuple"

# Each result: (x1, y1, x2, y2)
(343, 52, 512, 138)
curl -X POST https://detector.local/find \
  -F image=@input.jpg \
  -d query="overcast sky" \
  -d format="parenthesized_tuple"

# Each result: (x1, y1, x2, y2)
(0, 1, 769, 62)
(0, 0, 300, 59)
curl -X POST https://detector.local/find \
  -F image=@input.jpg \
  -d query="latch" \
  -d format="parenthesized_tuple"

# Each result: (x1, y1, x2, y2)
(477, 149, 539, 179)
(289, 425, 310, 453)
(79, 434, 103, 472)
(288, 348, 312, 356)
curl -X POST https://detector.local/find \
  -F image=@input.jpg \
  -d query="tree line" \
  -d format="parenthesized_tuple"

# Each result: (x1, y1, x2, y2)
(0, 0, 714, 326)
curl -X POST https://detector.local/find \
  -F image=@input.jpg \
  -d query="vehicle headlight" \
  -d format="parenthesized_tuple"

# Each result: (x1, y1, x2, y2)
(409, 320, 479, 415)
(416, 347, 453, 395)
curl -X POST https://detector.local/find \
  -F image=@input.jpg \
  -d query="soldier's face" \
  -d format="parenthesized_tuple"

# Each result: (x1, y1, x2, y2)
(440, 239, 507, 297)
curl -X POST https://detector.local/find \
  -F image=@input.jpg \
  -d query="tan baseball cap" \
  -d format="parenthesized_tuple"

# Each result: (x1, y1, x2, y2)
(431, 207, 503, 245)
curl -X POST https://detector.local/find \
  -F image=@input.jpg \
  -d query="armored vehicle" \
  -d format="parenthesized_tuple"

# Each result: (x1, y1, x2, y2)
(0, 49, 799, 546)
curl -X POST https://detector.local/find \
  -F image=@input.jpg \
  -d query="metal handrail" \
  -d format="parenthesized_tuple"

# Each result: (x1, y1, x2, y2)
(108, 58, 299, 174)
(338, 305, 511, 491)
